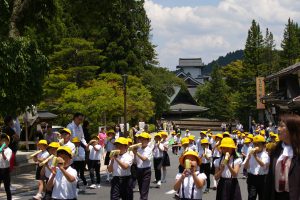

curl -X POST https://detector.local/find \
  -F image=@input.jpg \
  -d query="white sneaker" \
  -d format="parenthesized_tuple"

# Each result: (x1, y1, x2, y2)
(156, 181, 161, 188)
(96, 184, 101, 188)
(33, 193, 42, 200)
(89, 184, 97, 189)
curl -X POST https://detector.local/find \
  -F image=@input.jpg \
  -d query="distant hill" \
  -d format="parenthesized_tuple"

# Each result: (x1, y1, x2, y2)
(202, 50, 244, 75)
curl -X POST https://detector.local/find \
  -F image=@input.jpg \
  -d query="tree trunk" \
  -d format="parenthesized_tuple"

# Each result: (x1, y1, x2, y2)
(9, 0, 30, 38)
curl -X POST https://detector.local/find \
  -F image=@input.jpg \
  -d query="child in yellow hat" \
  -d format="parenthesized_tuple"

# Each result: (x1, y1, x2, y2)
(241, 138, 252, 178)
(199, 139, 212, 193)
(243, 135, 269, 200)
(214, 138, 242, 200)
(72, 137, 87, 192)
(174, 150, 206, 199)
(108, 137, 133, 200)
(87, 135, 102, 189)
(46, 146, 78, 199)
(152, 133, 164, 187)
(160, 132, 170, 183)
(33, 139, 49, 200)
(211, 133, 223, 190)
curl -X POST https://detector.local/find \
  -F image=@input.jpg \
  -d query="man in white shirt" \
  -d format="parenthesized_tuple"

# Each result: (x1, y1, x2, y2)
(67, 113, 87, 146)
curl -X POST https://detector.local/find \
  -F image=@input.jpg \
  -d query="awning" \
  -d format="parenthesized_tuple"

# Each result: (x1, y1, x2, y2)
(37, 110, 58, 119)
(266, 62, 300, 80)
(169, 103, 208, 114)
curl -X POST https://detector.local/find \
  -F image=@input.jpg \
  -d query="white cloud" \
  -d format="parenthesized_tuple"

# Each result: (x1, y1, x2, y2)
(144, 0, 300, 70)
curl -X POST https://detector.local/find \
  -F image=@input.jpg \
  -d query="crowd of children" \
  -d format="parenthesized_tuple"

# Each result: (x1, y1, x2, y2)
(0, 123, 283, 200)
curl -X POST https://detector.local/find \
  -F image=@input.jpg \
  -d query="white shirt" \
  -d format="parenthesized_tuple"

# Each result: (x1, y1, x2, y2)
(200, 148, 212, 164)
(247, 150, 270, 175)
(189, 144, 197, 152)
(153, 143, 164, 158)
(37, 150, 50, 160)
(0, 147, 12, 168)
(278, 142, 293, 161)
(214, 157, 243, 178)
(111, 152, 133, 177)
(73, 146, 85, 161)
(51, 166, 78, 199)
(63, 141, 76, 155)
(175, 172, 207, 199)
(136, 146, 152, 168)
(45, 157, 53, 178)
(67, 121, 87, 146)
(89, 144, 102, 160)
(241, 145, 252, 157)
(212, 148, 222, 158)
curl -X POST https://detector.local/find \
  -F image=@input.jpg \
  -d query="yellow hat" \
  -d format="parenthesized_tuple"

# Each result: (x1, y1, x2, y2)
(38, 140, 48, 146)
(219, 137, 236, 149)
(48, 142, 60, 148)
(160, 131, 168, 137)
(61, 128, 72, 135)
(242, 133, 246, 137)
(200, 131, 207, 135)
(214, 133, 223, 139)
(207, 133, 212, 137)
(275, 136, 280, 142)
(154, 133, 162, 138)
(91, 135, 100, 140)
(179, 150, 201, 166)
(107, 129, 115, 135)
(201, 139, 209, 144)
(247, 134, 254, 140)
(181, 137, 189, 145)
(71, 137, 80, 143)
(244, 132, 249, 135)
(188, 135, 195, 141)
(244, 138, 251, 144)
(115, 137, 129, 145)
(260, 130, 266, 136)
(57, 146, 72, 158)
(171, 131, 176, 135)
(0, 134, 10, 143)
(253, 135, 266, 143)
(270, 132, 277, 137)
(223, 132, 230, 137)
(186, 129, 189, 132)
(138, 132, 151, 139)
(127, 138, 133, 144)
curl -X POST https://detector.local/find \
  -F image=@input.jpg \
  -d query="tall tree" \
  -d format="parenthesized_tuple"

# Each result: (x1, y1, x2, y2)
(281, 18, 300, 67)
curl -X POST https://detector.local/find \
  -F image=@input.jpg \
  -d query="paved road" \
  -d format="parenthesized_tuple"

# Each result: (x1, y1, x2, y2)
(5, 131, 249, 200)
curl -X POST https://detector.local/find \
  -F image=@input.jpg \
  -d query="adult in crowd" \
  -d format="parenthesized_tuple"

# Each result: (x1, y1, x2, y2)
(67, 113, 87, 147)
(82, 120, 90, 143)
(265, 114, 300, 200)
(44, 122, 58, 144)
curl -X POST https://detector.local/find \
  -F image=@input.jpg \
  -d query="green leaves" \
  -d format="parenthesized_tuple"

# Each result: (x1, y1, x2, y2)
(0, 37, 48, 116)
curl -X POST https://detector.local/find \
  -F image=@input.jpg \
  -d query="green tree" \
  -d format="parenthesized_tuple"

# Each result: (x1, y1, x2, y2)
(281, 18, 300, 67)
(0, 38, 48, 116)
(195, 67, 234, 120)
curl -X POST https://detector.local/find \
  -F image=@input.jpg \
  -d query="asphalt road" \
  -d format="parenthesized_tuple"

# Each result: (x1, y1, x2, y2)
(7, 131, 249, 200)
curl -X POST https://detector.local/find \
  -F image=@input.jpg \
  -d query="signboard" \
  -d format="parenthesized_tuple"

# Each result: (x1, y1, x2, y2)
(256, 77, 265, 109)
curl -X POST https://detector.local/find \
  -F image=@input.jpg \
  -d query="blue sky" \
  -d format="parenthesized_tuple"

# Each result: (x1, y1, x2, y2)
(144, 0, 300, 70)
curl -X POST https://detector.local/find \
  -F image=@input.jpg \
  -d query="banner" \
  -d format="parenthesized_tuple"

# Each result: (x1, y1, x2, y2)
(256, 77, 265, 109)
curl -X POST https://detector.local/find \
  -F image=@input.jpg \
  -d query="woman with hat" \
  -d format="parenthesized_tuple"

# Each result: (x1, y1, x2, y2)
(152, 133, 164, 187)
(214, 137, 242, 200)
(174, 150, 206, 200)
(243, 135, 269, 200)
(33, 139, 49, 200)
(132, 132, 152, 200)
(265, 114, 300, 200)
(211, 133, 223, 190)
(46, 146, 78, 200)
(0, 134, 12, 200)
(108, 137, 133, 200)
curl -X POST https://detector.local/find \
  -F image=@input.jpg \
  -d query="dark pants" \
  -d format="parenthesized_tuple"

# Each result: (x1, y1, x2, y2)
(200, 163, 210, 189)
(110, 176, 133, 200)
(130, 164, 137, 190)
(73, 161, 87, 186)
(0, 168, 11, 200)
(216, 177, 242, 200)
(89, 160, 100, 184)
(247, 174, 266, 200)
(153, 157, 163, 182)
(136, 167, 151, 200)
